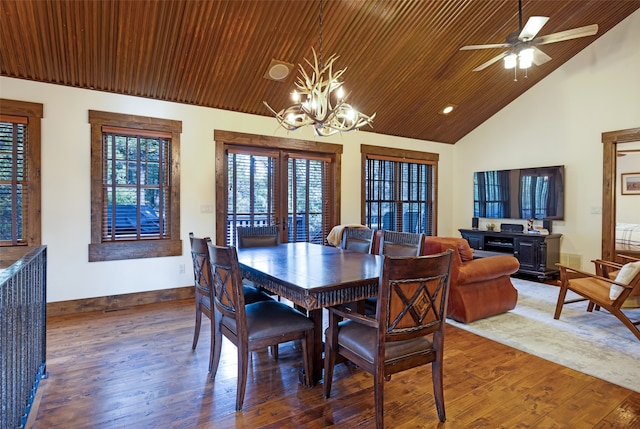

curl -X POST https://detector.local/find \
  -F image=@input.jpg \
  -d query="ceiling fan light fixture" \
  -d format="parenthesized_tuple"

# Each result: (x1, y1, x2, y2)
(504, 53, 517, 69)
(518, 48, 534, 69)
(462, 0, 597, 78)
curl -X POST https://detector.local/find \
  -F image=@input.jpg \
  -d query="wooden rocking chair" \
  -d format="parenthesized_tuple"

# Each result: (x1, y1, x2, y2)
(554, 259, 640, 341)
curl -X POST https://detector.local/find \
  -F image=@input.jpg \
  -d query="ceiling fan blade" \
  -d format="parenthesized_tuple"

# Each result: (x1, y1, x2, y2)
(532, 46, 552, 66)
(534, 24, 598, 45)
(519, 16, 549, 41)
(460, 43, 511, 51)
(472, 51, 508, 72)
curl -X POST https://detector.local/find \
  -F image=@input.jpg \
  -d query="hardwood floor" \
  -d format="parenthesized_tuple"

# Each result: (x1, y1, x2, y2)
(34, 299, 640, 428)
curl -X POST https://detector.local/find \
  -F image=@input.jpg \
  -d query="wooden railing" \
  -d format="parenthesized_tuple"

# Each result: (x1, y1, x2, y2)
(226, 214, 324, 246)
(1, 246, 47, 429)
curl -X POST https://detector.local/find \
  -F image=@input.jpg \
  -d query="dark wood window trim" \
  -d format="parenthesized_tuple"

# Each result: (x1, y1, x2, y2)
(360, 144, 439, 235)
(214, 130, 342, 246)
(0, 99, 43, 261)
(88, 110, 182, 262)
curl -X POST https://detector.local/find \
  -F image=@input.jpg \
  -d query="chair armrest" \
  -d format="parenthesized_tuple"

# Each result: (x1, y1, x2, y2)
(327, 304, 379, 328)
(619, 254, 640, 263)
(592, 259, 624, 269)
(556, 263, 633, 290)
(457, 255, 520, 284)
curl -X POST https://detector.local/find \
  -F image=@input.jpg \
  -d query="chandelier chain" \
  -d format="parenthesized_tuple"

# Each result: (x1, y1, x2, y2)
(318, 0, 324, 69)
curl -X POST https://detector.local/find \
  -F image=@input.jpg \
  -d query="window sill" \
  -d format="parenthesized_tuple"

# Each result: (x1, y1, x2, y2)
(88, 239, 182, 262)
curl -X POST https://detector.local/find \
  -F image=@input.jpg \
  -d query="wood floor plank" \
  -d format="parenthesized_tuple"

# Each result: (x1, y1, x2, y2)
(33, 298, 640, 428)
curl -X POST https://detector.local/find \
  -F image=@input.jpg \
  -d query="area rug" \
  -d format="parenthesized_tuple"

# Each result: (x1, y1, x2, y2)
(447, 278, 640, 393)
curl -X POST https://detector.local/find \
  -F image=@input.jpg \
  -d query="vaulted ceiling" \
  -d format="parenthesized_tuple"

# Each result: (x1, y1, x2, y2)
(1, 0, 638, 144)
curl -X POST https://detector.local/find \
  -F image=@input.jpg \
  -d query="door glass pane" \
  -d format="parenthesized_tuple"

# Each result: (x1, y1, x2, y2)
(227, 152, 278, 246)
(288, 157, 329, 244)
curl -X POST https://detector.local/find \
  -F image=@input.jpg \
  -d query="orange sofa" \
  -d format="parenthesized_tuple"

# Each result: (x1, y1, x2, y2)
(421, 237, 520, 323)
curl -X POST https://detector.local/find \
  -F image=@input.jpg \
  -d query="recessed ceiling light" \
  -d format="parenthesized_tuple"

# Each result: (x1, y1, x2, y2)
(264, 59, 294, 81)
(440, 105, 457, 115)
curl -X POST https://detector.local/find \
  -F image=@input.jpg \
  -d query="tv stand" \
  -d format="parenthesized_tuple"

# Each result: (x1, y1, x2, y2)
(459, 229, 562, 280)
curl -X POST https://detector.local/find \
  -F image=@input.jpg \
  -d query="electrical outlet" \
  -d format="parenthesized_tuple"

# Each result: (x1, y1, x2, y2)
(200, 205, 214, 214)
(178, 263, 186, 274)
(590, 206, 602, 214)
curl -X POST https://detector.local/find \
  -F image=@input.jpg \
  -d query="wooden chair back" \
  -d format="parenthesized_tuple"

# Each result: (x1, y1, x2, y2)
(596, 255, 640, 299)
(378, 250, 453, 345)
(189, 232, 212, 298)
(236, 225, 280, 249)
(340, 227, 373, 253)
(377, 230, 424, 257)
(207, 244, 246, 328)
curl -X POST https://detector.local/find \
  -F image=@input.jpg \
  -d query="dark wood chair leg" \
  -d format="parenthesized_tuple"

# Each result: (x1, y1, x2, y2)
(323, 317, 336, 398)
(208, 314, 215, 372)
(192, 306, 202, 349)
(236, 345, 249, 411)
(302, 330, 313, 388)
(374, 371, 384, 429)
(210, 313, 223, 380)
(432, 358, 446, 422)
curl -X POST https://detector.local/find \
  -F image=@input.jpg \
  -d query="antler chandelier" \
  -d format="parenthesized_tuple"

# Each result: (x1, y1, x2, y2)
(263, 0, 375, 137)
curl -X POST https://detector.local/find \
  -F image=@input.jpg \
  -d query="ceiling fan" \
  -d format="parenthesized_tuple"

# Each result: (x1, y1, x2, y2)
(460, 0, 598, 78)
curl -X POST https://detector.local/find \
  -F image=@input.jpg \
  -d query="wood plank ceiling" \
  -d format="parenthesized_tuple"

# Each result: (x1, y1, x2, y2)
(1, 0, 638, 144)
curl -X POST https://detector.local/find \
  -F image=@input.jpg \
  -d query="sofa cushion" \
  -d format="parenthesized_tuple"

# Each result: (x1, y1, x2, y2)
(424, 237, 473, 261)
(457, 255, 520, 284)
(610, 261, 640, 300)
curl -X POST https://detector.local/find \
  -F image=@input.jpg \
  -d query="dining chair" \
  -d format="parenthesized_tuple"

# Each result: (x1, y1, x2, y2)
(323, 250, 454, 428)
(189, 233, 272, 372)
(377, 230, 425, 257)
(555, 258, 640, 340)
(207, 243, 314, 410)
(365, 230, 426, 314)
(236, 225, 280, 249)
(339, 227, 374, 253)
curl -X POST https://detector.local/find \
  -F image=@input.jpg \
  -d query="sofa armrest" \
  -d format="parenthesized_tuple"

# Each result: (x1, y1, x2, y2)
(457, 255, 520, 284)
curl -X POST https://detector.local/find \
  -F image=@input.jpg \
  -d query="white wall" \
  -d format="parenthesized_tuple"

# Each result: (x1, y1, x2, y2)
(0, 77, 454, 302)
(453, 10, 640, 270)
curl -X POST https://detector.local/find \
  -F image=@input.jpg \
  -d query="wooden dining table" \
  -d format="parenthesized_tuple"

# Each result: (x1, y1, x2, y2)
(236, 242, 383, 385)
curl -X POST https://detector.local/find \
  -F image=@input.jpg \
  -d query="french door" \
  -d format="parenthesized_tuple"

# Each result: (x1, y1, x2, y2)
(214, 131, 341, 247)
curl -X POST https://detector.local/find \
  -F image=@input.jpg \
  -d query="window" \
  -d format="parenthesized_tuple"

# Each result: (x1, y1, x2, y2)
(215, 130, 340, 247)
(0, 99, 42, 258)
(361, 145, 438, 236)
(88, 111, 182, 261)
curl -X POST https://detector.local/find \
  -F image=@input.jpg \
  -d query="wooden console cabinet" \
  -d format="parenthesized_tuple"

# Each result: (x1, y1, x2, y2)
(459, 229, 562, 280)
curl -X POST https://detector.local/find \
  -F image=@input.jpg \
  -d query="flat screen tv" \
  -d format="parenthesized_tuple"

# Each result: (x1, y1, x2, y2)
(473, 165, 565, 220)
